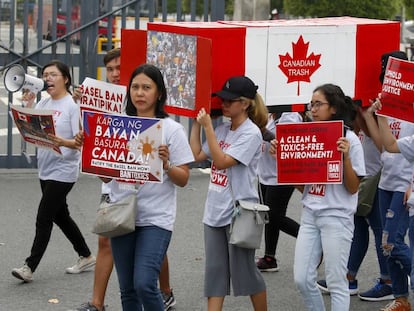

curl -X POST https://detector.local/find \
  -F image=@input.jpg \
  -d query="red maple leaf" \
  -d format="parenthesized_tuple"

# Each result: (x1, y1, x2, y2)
(278, 35, 321, 96)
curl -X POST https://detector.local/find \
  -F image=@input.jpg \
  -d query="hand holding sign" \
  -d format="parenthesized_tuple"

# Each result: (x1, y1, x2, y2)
(378, 57, 414, 123)
(276, 121, 343, 184)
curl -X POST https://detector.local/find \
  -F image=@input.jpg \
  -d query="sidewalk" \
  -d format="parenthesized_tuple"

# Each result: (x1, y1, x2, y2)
(0, 169, 391, 310)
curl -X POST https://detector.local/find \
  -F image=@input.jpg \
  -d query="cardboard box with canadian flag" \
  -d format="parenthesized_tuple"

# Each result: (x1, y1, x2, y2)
(120, 17, 400, 116)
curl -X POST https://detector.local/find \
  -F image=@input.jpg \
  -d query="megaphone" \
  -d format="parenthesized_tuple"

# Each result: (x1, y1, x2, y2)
(3, 64, 48, 93)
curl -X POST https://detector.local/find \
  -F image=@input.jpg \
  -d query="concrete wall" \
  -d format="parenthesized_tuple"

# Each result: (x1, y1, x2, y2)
(233, 0, 270, 21)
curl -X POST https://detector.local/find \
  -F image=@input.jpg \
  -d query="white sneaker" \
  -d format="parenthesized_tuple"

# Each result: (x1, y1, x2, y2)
(12, 263, 33, 282)
(65, 256, 96, 274)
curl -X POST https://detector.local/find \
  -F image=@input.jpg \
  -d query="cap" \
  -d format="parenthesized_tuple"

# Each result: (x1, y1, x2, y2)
(212, 76, 258, 100)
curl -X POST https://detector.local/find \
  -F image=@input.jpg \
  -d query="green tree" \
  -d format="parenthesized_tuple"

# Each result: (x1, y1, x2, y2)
(182, 0, 204, 15)
(404, 0, 414, 19)
(179, 0, 234, 18)
(284, 0, 400, 20)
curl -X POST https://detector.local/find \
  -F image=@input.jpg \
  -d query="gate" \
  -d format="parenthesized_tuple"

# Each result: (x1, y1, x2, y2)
(0, 0, 224, 168)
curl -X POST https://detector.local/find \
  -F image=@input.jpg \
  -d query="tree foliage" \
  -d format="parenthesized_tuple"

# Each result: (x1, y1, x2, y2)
(177, 0, 234, 17)
(284, 0, 400, 20)
(404, 0, 414, 19)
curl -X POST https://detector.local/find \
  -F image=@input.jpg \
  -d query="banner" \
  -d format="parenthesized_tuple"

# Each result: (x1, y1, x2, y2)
(378, 57, 414, 123)
(276, 121, 343, 184)
(10, 105, 61, 155)
(79, 77, 127, 114)
(81, 110, 163, 183)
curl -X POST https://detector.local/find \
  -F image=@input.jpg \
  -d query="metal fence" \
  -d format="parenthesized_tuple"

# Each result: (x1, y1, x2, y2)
(0, 0, 224, 168)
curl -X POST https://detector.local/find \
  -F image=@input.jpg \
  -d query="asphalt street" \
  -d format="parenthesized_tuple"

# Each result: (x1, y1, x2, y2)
(0, 169, 401, 310)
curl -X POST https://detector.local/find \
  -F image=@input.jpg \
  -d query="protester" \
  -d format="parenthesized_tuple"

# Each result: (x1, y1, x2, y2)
(256, 112, 301, 272)
(317, 103, 393, 301)
(108, 64, 193, 311)
(363, 95, 414, 311)
(190, 76, 268, 310)
(74, 48, 120, 311)
(271, 83, 365, 311)
(75, 49, 176, 311)
(11, 60, 96, 283)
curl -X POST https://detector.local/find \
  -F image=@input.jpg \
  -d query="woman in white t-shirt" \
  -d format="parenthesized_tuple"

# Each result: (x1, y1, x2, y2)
(256, 112, 302, 272)
(364, 99, 414, 311)
(12, 60, 95, 283)
(190, 76, 269, 310)
(271, 84, 366, 311)
(108, 64, 194, 311)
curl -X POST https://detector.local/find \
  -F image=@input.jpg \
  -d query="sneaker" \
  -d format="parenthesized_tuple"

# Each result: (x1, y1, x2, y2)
(317, 253, 324, 269)
(316, 279, 358, 295)
(256, 255, 279, 272)
(380, 298, 411, 311)
(162, 289, 176, 311)
(65, 256, 96, 274)
(11, 263, 33, 282)
(358, 279, 394, 301)
(316, 279, 330, 294)
(75, 302, 105, 311)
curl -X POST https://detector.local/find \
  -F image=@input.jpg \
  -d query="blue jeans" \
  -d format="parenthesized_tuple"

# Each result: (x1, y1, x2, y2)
(294, 208, 353, 311)
(410, 215, 414, 291)
(378, 189, 411, 298)
(111, 226, 171, 311)
(347, 192, 390, 280)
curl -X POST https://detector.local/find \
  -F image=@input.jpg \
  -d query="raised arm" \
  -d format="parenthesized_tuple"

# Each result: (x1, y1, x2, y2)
(362, 100, 382, 151)
(195, 108, 237, 170)
(371, 100, 400, 153)
(337, 137, 360, 194)
(189, 118, 208, 163)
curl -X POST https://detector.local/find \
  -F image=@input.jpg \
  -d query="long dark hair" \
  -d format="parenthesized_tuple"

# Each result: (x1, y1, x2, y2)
(313, 83, 356, 130)
(42, 60, 72, 92)
(125, 64, 169, 118)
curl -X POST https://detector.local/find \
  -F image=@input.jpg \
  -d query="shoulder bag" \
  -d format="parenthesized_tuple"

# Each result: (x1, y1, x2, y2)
(92, 192, 137, 238)
(355, 170, 381, 217)
(228, 172, 269, 249)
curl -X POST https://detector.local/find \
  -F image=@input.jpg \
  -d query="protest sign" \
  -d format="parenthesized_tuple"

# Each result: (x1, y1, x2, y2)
(81, 110, 163, 183)
(121, 29, 212, 117)
(10, 105, 61, 155)
(276, 121, 343, 184)
(378, 57, 414, 123)
(79, 77, 127, 114)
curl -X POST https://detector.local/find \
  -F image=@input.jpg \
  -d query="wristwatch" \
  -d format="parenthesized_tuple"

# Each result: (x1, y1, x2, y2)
(165, 160, 174, 173)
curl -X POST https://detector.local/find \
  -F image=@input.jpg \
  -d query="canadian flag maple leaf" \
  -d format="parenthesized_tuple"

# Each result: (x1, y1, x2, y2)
(278, 35, 321, 96)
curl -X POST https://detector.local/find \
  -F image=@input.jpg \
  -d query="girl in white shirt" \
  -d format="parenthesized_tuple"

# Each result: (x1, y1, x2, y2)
(108, 64, 194, 311)
(190, 76, 269, 311)
(12, 60, 95, 283)
(271, 83, 365, 311)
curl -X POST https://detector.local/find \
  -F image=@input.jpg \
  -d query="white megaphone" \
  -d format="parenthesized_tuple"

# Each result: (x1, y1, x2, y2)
(3, 64, 48, 93)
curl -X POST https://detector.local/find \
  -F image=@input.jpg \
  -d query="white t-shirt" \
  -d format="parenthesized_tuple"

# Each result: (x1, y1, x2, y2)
(379, 118, 414, 192)
(259, 112, 303, 185)
(301, 129, 366, 219)
(35, 94, 80, 183)
(109, 117, 194, 232)
(358, 130, 382, 176)
(101, 180, 112, 195)
(396, 135, 414, 216)
(202, 118, 262, 227)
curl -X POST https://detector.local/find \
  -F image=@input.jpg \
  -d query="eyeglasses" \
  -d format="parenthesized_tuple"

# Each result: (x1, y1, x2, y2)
(221, 98, 242, 106)
(307, 101, 329, 111)
(42, 72, 63, 79)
